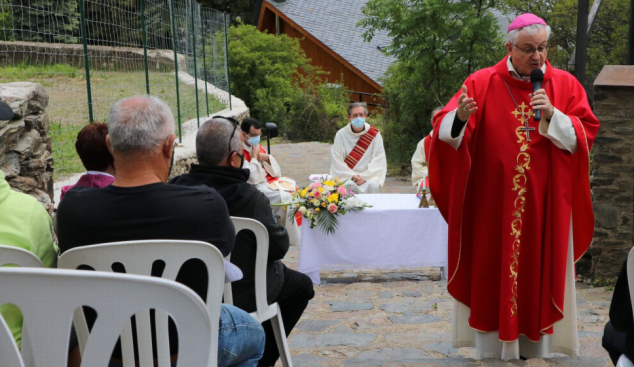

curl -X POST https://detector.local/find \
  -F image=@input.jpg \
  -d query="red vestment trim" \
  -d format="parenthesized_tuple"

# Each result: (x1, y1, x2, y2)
(429, 56, 599, 342)
(344, 126, 379, 170)
(244, 145, 277, 184)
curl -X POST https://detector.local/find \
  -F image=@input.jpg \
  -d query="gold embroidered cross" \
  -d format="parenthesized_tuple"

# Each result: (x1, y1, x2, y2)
(512, 102, 536, 141)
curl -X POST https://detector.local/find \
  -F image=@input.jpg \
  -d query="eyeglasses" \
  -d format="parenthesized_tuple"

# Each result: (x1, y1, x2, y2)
(513, 44, 548, 55)
(212, 115, 239, 155)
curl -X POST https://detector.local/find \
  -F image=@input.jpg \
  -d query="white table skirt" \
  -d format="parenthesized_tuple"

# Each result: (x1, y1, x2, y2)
(298, 194, 448, 284)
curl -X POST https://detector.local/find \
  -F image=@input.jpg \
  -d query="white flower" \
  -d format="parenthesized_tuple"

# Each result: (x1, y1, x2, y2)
(342, 196, 364, 210)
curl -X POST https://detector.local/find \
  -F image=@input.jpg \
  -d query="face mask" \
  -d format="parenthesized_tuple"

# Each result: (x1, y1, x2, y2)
(248, 136, 260, 146)
(235, 152, 245, 168)
(351, 117, 366, 129)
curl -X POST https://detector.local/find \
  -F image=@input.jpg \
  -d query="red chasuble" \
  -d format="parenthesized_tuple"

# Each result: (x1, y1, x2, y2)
(429, 56, 599, 342)
(244, 145, 277, 184)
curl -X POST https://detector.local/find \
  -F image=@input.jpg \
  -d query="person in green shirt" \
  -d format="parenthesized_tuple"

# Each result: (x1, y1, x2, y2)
(0, 170, 58, 347)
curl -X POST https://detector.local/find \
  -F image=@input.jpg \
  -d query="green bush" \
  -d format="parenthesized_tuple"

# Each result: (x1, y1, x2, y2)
(227, 23, 349, 141)
(10, 0, 79, 43)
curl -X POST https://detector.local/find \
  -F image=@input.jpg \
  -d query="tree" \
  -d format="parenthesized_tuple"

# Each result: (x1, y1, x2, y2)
(502, 0, 629, 91)
(197, 0, 256, 24)
(10, 0, 79, 43)
(359, 0, 506, 164)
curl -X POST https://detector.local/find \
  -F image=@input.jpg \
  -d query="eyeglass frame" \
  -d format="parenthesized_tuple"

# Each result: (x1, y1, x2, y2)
(512, 43, 549, 55)
(211, 116, 244, 167)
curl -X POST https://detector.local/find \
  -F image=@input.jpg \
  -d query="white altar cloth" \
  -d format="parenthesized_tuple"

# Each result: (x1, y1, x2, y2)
(298, 194, 448, 284)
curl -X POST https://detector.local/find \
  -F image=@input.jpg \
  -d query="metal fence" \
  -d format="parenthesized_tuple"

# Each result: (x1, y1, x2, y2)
(0, 0, 231, 180)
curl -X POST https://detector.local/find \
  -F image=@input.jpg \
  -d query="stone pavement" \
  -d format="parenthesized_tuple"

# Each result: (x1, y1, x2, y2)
(270, 141, 614, 367)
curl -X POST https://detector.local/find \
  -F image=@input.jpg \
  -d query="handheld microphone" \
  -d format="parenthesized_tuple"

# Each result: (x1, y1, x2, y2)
(530, 69, 544, 121)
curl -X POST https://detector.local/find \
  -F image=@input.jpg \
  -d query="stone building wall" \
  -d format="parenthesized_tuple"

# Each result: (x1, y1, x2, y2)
(591, 65, 634, 282)
(0, 82, 54, 213)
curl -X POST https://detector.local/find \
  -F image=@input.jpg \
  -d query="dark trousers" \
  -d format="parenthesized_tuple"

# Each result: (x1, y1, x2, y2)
(258, 266, 314, 367)
(603, 321, 633, 365)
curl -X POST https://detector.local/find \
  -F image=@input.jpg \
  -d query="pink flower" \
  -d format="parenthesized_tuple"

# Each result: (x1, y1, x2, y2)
(311, 182, 322, 189)
(337, 186, 348, 195)
(313, 190, 322, 199)
(328, 204, 338, 213)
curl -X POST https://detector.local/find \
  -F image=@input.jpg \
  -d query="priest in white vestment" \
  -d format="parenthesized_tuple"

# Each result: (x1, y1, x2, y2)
(241, 118, 300, 243)
(411, 107, 443, 189)
(330, 102, 387, 193)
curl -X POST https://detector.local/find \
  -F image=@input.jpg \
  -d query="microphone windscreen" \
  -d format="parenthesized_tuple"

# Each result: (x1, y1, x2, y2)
(530, 68, 544, 83)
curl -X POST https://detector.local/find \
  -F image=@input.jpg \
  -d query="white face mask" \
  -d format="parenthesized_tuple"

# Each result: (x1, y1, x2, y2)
(351, 117, 366, 129)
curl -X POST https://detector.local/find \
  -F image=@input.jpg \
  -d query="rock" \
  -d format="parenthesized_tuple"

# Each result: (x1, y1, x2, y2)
(0, 120, 25, 151)
(402, 291, 422, 298)
(379, 291, 393, 299)
(0, 152, 20, 178)
(292, 353, 333, 367)
(593, 202, 619, 229)
(296, 320, 341, 333)
(19, 148, 49, 176)
(30, 189, 53, 214)
(0, 82, 49, 118)
(15, 129, 42, 157)
(389, 314, 443, 325)
(289, 333, 376, 349)
(342, 347, 433, 366)
(327, 301, 374, 312)
(7, 176, 37, 192)
(0, 119, 7, 130)
(380, 299, 432, 314)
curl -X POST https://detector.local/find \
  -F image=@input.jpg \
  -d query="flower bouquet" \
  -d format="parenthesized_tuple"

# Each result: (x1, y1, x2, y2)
(281, 178, 372, 235)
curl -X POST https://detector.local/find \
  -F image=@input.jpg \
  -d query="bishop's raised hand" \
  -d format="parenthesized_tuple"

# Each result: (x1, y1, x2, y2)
(456, 84, 477, 122)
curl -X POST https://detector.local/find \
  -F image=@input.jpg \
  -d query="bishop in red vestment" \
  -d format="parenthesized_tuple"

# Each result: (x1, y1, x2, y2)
(429, 14, 600, 359)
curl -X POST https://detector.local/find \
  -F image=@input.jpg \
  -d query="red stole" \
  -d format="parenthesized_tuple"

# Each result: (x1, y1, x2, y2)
(429, 57, 599, 342)
(423, 134, 432, 162)
(244, 145, 277, 184)
(344, 126, 379, 169)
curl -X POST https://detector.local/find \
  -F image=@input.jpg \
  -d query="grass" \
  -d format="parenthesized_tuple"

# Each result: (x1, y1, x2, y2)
(0, 63, 227, 180)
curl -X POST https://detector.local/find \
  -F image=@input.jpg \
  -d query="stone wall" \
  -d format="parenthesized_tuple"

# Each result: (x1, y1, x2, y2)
(0, 82, 54, 213)
(591, 65, 634, 282)
(0, 41, 188, 72)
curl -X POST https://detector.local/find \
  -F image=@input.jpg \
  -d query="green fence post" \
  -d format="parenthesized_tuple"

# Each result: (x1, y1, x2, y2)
(224, 12, 231, 111)
(191, 0, 200, 127)
(79, 0, 94, 123)
(170, 0, 182, 142)
(201, 12, 210, 117)
(141, 0, 150, 95)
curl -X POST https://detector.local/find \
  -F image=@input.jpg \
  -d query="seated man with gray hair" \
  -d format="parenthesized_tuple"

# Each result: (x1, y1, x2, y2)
(171, 117, 315, 367)
(57, 96, 265, 367)
(330, 102, 387, 193)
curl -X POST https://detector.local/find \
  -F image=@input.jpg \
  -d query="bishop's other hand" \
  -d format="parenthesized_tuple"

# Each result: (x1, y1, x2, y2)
(456, 84, 477, 122)
(529, 89, 554, 120)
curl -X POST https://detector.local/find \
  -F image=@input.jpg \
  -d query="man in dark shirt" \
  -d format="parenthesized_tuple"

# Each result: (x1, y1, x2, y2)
(57, 96, 264, 367)
(603, 257, 634, 365)
(171, 117, 314, 367)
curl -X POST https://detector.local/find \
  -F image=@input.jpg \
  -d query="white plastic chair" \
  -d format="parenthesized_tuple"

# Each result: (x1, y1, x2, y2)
(0, 267, 212, 367)
(0, 244, 44, 268)
(617, 355, 634, 367)
(58, 240, 225, 367)
(226, 217, 293, 367)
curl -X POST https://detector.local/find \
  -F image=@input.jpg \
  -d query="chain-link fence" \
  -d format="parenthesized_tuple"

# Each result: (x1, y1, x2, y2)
(0, 0, 231, 180)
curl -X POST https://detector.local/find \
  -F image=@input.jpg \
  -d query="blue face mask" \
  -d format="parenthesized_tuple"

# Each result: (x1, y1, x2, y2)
(351, 117, 366, 129)
(248, 136, 261, 146)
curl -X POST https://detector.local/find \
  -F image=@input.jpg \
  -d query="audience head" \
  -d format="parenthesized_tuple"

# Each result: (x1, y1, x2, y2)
(240, 118, 262, 147)
(196, 117, 244, 168)
(75, 122, 115, 175)
(107, 96, 176, 181)
(431, 106, 443, 128)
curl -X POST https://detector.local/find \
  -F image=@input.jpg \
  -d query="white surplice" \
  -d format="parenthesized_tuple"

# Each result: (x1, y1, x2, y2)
(438, 58, 580, 360)
(330, 123, 387, 193)
(242, 143, 300, 245)
(411, 132, 432, 188)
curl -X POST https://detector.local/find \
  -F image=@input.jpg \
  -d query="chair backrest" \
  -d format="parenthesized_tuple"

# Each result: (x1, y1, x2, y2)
(0, 245, 44, 268)
(228, 217, 271, 321)
(58, 240, 224, 367)
(0, 268, 212, 367)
